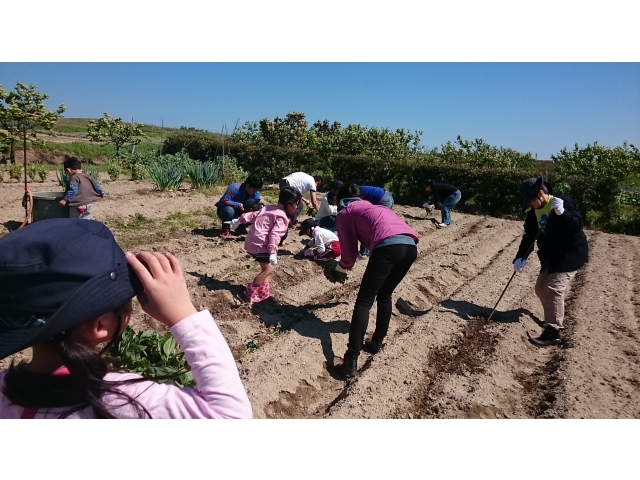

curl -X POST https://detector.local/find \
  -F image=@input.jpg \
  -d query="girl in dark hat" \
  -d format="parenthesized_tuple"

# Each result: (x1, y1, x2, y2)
(514, 176, 588, 347)
(0, 219, 252, 418)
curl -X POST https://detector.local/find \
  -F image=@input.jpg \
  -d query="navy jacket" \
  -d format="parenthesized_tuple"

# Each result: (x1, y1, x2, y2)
(514, 195, 588, 274)
(427, 183, 459, 204)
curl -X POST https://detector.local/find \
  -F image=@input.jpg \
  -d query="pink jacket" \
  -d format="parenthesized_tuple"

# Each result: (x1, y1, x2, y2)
(240, 205, 289, 255)
(336, 200, 418, 270)
(0, 311, 253, 419)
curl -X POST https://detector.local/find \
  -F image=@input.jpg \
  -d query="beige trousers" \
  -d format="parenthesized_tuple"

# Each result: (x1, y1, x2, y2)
(534, 268, 577, 329)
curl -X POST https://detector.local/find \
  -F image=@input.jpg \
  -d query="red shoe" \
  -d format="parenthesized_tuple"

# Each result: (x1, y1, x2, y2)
(245, 283, 261, 303)
(220, 230, 231, 239)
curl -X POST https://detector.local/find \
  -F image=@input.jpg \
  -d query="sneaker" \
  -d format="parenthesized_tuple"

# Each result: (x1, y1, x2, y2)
(220, 230, 231, 239)
(436, 223, 448, 228)
(357, 254, 369, 261)
(528, 326, 562, 347)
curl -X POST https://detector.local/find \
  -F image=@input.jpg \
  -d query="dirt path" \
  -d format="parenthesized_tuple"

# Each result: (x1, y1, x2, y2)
(1, 177, 638, 418)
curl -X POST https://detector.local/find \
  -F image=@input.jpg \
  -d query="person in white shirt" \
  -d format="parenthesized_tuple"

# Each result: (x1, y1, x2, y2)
(279, 172, 323, 226)
(298, 218, 342, 264)
(316, 182, 342, 231)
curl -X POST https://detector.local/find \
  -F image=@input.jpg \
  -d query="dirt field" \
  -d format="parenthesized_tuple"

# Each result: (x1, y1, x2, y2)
(1, 173, 639, 418)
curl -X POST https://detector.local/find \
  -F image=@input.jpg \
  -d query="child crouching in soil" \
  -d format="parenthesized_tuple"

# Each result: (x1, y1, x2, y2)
(298, 218, 341, 264)
(226, 187, 302, 303)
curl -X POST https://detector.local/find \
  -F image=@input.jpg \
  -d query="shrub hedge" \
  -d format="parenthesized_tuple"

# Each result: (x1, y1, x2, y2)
(161, 133, 637, 231)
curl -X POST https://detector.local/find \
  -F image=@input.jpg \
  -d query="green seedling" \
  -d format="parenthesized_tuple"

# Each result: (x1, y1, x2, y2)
(241, 340, 259, 358)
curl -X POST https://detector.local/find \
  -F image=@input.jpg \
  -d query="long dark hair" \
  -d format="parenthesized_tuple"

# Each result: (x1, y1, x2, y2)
(2, 301, 152, 419)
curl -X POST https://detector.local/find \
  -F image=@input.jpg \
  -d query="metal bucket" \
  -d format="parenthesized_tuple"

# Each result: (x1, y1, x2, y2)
(31, 191, 69, 222)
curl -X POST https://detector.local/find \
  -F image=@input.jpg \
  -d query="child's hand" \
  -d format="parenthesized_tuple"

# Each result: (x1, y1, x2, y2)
(59, 199, 67, 206)
(126, 251, 197, 327)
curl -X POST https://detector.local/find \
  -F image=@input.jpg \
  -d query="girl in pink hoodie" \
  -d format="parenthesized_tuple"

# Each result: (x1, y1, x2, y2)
(227, 187, 302, 303)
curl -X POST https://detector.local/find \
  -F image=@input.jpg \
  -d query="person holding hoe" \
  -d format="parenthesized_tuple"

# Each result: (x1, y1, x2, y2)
(422, 179, 461, 228)
(514, 176, 588, 347)
(324, 184, 418, 378)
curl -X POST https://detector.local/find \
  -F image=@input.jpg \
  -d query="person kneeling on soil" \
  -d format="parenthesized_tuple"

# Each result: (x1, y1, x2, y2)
(514, 176, 588, 347)
(215, 174, 263, 239)
(0, 218, 252, 419)
(227, 187, 302, 303)
(298, 218, 342, 264)
(316, 181, 343, 232)
(330, 184, 419, 378)
(423, 179, 461, 228)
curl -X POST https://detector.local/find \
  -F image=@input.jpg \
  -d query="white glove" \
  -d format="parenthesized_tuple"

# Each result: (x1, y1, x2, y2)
(304, 248, 315, 257)
(513, 258, 527, 273)
(269, 254, 278, 265)
(225, 218, 241, 231)
(422, 202, 432, 209)
(551, 197, 564, 215)
(335, 264, 349, 274)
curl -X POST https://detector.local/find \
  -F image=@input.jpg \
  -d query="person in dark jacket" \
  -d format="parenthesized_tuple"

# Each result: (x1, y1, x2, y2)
(514, 176, 588, 347)
(423, 179, 461, 228)
(215, 174, 263, 239)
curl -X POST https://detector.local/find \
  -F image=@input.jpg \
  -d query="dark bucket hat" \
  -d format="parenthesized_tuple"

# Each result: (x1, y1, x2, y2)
(519, 175, 544, 208)
(299, 218, 319, 236)
(0, 219, 143, 360)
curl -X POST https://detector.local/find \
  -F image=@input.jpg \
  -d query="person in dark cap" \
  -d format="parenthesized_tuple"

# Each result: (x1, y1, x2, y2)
(298, 217, 341, 264)
(423, 179, 462, 228)
(0, 219, 251, 418)
(514, 176, 588, 347)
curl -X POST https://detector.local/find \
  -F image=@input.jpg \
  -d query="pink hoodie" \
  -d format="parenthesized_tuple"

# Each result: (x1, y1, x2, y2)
(336, 200, 418, 270)
(0, 311, 253, 419)
(240, 205, 289, 255)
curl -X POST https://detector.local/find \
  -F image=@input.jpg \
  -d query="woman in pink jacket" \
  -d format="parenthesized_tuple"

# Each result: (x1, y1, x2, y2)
(331, 184, 419, 378)
(227, 186, 302, 303)
(0, 218, 252, 419)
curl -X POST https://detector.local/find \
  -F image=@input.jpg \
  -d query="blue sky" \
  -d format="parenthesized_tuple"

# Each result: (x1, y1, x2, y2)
(1, 63, 638, 159)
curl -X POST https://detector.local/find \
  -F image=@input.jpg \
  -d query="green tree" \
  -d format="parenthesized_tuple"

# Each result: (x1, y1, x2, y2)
(552, 141, 639, 183)
(0, 82, 66, 164)
(439, 135, 535, 170)
(86, 112, 147, 155)
(258, 111, 309, 149)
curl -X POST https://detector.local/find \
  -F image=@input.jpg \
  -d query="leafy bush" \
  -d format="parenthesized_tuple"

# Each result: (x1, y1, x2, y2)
(218, 155, 249, 185)
(27, 164, 47, 183)
(148, 161, 186, 191)
(109, 326, 194, 387)
(619, 191, 640, 207)
(106, 159, 122, 180)
(187, 160, 222, 188)
(8, 164, 23, 182)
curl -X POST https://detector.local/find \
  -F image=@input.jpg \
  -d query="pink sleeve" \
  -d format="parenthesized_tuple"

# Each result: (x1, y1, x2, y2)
(239, 210, 260, 224)
(104, 310, 252, 419)
(266, 213, 288, 255)
(336, 213, 358, 270)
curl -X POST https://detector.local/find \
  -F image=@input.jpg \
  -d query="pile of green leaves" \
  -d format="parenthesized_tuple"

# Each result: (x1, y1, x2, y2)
(187, 160, 222, 188)
(109, 326, 195, 387)
(323, 259, 347, 284)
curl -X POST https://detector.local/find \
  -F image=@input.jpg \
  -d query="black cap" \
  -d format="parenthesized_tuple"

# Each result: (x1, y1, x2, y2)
(519, 175, 544, 208)
(0, 219, 143, 359)
(298, 218, 319, 236)
(423, 179, 434, 187)
(330, 181, 344, 190)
